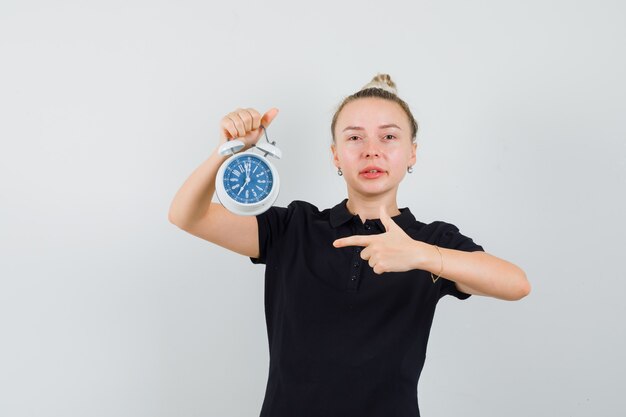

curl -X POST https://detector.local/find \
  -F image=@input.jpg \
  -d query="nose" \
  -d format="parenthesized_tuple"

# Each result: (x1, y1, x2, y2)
(363, 140, 380, 158)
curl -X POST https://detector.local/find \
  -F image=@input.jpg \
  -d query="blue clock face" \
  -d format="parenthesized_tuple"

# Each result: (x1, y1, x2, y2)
(223, 155, 274, 204)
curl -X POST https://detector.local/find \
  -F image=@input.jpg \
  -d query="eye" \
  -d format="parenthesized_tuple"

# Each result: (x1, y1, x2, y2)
(347, 135, 360, 141)
(383, 134, 396, 140)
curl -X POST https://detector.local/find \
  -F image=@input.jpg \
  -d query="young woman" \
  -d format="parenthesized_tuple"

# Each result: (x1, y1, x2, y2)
(168, 74, 530, 417)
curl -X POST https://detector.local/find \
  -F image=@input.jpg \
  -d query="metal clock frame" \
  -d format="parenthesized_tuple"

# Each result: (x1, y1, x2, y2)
(215, 125, 281, 216)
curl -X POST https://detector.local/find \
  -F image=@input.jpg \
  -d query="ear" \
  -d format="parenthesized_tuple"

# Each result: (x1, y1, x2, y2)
(331, 143, 340, 168)
(409, 142, 417, 166)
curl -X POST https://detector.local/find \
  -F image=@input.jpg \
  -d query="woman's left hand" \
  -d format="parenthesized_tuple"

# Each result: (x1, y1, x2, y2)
(333, 206, 427, 274)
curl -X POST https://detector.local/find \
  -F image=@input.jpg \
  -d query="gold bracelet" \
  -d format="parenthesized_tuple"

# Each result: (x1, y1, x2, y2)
(431, 244, 443, 283)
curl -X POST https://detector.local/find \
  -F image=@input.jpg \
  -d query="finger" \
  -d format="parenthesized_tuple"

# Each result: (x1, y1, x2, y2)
(360, 246, 371, 261)
(236, 109, 254, 132)
(227, 111, 246, 137)
(379, 205, 395, 232)
(220, 117, 238, 140)
(246, 108, 262, 130)
(369, 257, 379, 271)
(333, 235, 372, 248)
(260, 108, 279, 129)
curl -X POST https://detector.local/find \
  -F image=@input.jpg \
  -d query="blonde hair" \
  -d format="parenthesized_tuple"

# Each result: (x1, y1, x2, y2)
(331, 73, 418, 143)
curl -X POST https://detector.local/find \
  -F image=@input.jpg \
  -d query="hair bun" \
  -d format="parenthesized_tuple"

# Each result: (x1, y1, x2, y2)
(360, 73, 398, 95)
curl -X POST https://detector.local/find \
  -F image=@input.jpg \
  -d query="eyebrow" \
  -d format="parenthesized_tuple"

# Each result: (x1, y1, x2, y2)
(342, 124, 402, 132)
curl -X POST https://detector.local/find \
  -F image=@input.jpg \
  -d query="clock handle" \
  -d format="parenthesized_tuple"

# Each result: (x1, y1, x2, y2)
(254, 125, 282, 159)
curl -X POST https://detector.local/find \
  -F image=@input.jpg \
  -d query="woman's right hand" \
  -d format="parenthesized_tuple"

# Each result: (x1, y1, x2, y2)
(219, 107, 280, 150)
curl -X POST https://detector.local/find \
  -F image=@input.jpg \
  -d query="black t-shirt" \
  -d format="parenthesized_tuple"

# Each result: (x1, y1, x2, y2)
(250, 199, 484, 417)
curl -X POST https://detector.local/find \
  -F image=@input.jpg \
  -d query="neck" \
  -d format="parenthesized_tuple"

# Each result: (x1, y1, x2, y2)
(345, 189, 401, 223)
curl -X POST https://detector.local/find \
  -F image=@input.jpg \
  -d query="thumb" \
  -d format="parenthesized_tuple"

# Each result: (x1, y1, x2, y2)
(260, 107, 279, 129)
(379, 205, 395, 232)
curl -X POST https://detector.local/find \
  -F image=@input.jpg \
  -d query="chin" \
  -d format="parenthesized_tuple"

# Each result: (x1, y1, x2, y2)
(350, 183, 396, 197)
(346, 175, 401, 194)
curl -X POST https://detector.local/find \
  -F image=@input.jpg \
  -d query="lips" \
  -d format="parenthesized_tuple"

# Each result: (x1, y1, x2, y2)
(359, 166, 386, 179)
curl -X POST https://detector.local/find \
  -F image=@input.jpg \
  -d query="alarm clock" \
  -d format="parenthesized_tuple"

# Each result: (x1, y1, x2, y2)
(215, 125, 282, 216)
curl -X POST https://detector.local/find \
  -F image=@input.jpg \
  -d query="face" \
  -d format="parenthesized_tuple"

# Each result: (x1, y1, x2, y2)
(331, 97, 417, 199)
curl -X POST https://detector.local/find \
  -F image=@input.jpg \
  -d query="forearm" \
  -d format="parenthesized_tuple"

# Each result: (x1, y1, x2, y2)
(415, 241, 531, 301)
(167, 147, 228, 227)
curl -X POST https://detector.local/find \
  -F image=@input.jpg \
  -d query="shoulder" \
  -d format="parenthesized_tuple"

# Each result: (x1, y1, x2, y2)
(402, 214, 476, 245)
(287, 199, 322, 212)
(424, 220, 484, 252)
(261, 200, 328, 222)
(271, 200, 323, 215)
(427, 220, 462, 237)
(285, 200, 336, 216)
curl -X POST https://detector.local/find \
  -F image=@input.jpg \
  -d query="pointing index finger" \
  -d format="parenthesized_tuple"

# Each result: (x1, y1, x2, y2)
(333, 235, 373, 248)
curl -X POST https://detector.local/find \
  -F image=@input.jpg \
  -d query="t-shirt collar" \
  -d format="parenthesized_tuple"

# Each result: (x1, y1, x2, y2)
(329, 198, 416, 230)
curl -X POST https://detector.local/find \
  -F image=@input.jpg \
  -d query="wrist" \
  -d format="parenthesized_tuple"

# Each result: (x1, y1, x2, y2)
(415, 241, 442, 275)
(210, 143, 231, 161)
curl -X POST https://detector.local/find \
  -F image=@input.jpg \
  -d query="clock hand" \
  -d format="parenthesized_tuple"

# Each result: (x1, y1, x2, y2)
(238, 176, 250, 196)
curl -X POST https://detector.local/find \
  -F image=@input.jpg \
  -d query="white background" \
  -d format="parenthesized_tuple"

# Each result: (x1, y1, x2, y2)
(1, 0, 624, 416)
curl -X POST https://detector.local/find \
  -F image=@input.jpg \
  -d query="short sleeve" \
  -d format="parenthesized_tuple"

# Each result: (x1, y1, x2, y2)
(249, 205, 290, 265)
(434, 222, 485, 300)
(436, 222, 484, 253)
